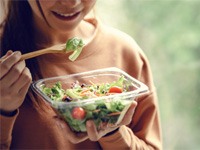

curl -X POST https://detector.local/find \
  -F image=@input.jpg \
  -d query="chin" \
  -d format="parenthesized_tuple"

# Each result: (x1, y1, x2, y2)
(52, 21, 81, 33)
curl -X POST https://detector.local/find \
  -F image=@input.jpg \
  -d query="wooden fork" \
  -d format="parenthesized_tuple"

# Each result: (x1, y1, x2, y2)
(20, 43, 73, 61)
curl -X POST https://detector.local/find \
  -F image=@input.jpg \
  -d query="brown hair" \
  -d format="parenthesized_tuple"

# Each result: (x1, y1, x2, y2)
(1, 1, 36, 68)
(0, 0, 49, 111)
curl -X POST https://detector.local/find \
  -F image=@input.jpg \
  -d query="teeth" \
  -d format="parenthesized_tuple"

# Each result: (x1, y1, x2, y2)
(55, 12, 76, 17)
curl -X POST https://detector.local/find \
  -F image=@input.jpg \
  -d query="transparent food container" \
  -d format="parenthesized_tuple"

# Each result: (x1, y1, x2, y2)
(32, 67, 149, 132)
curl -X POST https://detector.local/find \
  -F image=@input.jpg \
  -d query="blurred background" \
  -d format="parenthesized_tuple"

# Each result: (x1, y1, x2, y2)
(96, 0, 200, 150)
(0, 0, 199, 149)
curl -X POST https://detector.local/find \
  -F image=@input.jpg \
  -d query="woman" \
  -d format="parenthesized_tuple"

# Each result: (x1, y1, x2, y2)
(0, 0, 162, 149)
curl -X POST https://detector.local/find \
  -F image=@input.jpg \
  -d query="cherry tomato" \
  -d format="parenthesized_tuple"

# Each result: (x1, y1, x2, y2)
(71, 107, 86, 120)
(108, 86, 123, 93)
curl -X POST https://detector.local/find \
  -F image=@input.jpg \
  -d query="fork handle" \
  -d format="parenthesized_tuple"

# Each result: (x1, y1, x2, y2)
(20, 49, 65, 61)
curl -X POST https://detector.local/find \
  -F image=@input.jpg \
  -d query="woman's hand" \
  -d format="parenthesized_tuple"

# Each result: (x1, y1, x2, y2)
(54, 101, 137, 143)
(0, 51, 32, 115)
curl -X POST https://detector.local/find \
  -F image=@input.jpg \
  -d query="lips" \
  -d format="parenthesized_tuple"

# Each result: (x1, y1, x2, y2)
(52, 11, 80, 21)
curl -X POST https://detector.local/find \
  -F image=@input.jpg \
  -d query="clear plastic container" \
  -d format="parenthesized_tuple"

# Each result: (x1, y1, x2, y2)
(32, 67, 149, 132)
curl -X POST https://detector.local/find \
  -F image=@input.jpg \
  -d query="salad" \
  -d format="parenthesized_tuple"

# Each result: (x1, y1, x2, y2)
(65, 37, 85, 61)
(41, 75, 133, 132)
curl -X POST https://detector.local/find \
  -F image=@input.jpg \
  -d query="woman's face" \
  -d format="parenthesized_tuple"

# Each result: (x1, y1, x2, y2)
(28, 0, 96, 33)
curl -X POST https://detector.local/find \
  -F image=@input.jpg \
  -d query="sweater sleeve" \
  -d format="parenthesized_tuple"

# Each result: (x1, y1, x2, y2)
(99, 46, 162, 149)
(0, 110, 19, 149)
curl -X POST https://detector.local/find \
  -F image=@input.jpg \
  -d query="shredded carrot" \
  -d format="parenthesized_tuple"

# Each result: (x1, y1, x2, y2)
(89, 80, 95, 85)
(80, 89, 90, 94)
(79, 90, 98, 98)
(94, 92, 103, 97)
(107, 112, 121, 116)
(93, 109, 101, 113)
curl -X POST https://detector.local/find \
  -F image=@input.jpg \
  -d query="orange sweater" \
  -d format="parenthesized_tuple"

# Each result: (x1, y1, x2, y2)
(0, 18, 162, 150)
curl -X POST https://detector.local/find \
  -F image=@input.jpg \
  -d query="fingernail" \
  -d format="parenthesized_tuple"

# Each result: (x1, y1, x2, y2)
(87, 121, 92, 127)
(7, 50, 13, 55)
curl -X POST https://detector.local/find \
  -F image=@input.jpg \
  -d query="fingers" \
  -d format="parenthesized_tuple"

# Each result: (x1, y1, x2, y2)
(1, 61, 26, 88)
(17, 68, 32, 94)
(119, 101, 137, 126)
(86, 120, 118, 141)
(0, 51, 21, 79)
(1, 67, 32, 107)
(86, 120, 99, 141)
(0, 51, 32, 112)
(54, 117, 88, 144)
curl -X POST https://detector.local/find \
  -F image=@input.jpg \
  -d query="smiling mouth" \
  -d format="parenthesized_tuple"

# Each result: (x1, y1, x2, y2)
(52, 11, 80, 21)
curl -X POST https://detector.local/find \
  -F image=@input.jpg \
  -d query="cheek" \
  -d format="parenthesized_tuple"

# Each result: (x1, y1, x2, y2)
(39, 0, 55, 13)
(39, 0, 55, 8)
(85, 0, 97, 7)
(27, 0, 54, 25)
(34, 0, 56, 21)
(83, 0, 97, 13)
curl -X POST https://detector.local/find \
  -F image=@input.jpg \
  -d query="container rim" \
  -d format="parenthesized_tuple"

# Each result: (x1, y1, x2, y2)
(31, 67, 149, 105)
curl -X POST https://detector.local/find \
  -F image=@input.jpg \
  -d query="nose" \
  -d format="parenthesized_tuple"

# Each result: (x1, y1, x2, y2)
(59, 0, 81, 7)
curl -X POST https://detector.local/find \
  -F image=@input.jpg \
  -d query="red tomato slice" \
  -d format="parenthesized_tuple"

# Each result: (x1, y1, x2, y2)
(108, 86, 123, 93)
(71, 107, 86, 120)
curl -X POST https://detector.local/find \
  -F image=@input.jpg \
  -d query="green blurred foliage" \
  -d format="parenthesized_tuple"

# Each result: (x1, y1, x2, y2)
(96, 1, 200, 150)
